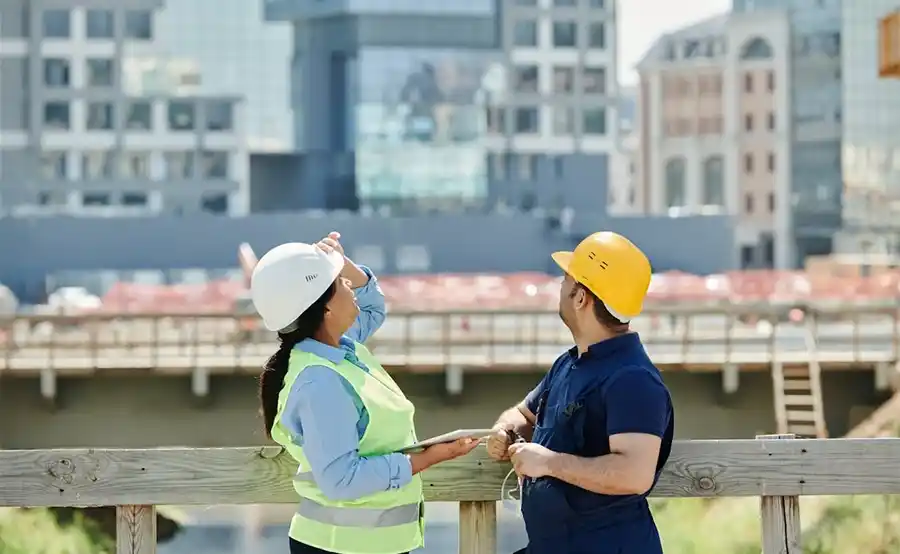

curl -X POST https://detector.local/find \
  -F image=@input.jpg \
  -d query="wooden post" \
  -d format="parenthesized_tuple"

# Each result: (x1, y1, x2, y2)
(756, 434, 801, 553)
(458, 500, 496, 554)
(116, 505, 157, 554)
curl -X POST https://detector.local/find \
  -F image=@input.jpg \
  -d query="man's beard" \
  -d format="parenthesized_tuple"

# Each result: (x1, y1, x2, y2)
(558, 305, 574, 333)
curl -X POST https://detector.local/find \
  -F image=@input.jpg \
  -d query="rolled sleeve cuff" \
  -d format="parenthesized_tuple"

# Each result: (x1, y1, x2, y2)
(385, 453, 413, 490)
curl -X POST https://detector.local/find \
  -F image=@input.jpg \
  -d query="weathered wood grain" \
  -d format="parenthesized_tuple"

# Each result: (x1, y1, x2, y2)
(116, 505, 156, 554)
(757, 434, 801, 554)
(2, 439, 900, 507)
(458, 501, 496, 554)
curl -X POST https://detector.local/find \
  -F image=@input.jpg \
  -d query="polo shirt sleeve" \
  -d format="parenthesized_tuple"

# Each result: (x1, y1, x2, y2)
(524, 372, 551, 414)
(605, 369, 670, 438)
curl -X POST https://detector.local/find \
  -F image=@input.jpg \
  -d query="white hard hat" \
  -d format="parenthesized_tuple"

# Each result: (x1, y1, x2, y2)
(250, 242, 345, 332)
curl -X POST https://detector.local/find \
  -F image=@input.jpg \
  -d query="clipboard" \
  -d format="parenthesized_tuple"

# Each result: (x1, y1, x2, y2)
(396, 429, 495, 453)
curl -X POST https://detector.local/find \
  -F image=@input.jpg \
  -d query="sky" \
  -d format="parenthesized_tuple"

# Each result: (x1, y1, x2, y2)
(617, 0, 731, 85)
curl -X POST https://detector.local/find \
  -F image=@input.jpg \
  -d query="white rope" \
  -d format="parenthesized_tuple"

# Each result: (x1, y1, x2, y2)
(500, 466, 523, 518)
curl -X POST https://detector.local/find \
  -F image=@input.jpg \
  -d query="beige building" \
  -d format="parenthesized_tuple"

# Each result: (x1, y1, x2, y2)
(635, 11, 792, 269)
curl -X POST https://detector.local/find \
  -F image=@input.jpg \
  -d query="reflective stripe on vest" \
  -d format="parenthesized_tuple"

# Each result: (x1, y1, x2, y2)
(298, 497, 422, 528)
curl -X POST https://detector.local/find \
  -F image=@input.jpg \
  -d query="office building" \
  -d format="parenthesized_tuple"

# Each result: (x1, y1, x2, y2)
(0, 0, 249, 217)
(636, 10, 792, 269)
(835, 1, 900, 258)
(262, 0, 618, 215)
(608, 84, 638, 214)
(150, 0, 293, 152)
(732, 0, 842, 266)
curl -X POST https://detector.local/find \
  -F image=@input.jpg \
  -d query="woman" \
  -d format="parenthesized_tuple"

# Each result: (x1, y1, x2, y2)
(251, 232, 479, 554)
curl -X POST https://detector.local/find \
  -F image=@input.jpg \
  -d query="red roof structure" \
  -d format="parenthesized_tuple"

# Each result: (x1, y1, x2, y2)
(92, 269, 900, 314)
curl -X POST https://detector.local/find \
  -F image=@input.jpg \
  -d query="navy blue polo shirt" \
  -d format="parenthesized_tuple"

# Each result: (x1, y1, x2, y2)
(519, 332, 674, 554)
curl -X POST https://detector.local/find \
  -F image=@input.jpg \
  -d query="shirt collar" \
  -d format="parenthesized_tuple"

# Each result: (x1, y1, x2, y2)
(295, 338, 345, 364)
(567, 332, 643, 363)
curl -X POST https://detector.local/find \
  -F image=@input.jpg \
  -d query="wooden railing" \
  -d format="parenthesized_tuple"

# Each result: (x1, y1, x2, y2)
(1, 435, 899, 554)
(2, 304, 900, 376)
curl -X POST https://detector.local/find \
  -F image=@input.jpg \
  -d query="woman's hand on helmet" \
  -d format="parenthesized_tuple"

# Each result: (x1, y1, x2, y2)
(316, 231, 345, 256)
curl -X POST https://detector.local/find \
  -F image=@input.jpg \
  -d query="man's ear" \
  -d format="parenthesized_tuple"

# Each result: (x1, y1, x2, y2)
(574, 286, 588, 310)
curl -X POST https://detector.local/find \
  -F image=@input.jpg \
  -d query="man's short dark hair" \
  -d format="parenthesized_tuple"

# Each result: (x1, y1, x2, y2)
(573, 282, 630, 333)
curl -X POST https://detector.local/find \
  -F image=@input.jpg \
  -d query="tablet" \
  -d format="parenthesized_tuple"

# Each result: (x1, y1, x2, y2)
(396, 429, 495, 453)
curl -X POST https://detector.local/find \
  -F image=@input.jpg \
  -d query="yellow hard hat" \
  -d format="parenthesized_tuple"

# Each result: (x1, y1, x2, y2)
(551, 231, 652, 321)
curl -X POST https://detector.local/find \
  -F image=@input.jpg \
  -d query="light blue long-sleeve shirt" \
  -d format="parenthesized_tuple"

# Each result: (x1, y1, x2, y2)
(280, 265, 413, 501)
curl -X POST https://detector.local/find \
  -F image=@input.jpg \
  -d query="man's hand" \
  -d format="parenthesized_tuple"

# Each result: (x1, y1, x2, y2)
(508, 442, 556, 479)
(486, 428, 513, 461)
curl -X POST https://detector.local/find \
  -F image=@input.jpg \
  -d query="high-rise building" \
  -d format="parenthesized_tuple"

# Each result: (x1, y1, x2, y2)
(608, 84, 637, 214)
(635, 10, 792, 269)
(836, 1, 900, 258)
(149, 0, 293, 152)
(732, 0, 842, 266)
(263, 0, 618, 215)
(0, 0, 249, 217)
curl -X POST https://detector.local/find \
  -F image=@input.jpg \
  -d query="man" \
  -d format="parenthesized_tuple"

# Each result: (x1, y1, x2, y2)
(487, 231, 675, 554)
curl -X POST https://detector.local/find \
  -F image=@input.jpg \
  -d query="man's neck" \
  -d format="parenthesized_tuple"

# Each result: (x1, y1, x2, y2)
(575, 328, 616, 357)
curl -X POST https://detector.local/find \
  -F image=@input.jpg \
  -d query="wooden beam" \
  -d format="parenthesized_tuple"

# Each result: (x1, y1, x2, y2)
(757, 434, 801, 554)
(2, 439, 900, 507)
(459, 501, 496, 554)
(116, 505, 157, 554)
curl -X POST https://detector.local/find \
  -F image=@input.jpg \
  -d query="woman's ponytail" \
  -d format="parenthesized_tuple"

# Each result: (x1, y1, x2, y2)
(257, 281, 337, 439)
(259, 335, 298, 438)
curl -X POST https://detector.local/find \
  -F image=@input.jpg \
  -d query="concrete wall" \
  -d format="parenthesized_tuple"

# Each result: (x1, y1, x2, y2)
(0, 211, 736, 301)
(0, 371, 884, 449)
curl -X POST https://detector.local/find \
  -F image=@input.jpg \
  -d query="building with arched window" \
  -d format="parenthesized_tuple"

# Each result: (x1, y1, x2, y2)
(732, 0, 843, 268)
(635, 10, 792, 269)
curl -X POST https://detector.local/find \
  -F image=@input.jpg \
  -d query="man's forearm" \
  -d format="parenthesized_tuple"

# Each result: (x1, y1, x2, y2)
(493, 405, 534, 441)
(547, 452, 653, 495)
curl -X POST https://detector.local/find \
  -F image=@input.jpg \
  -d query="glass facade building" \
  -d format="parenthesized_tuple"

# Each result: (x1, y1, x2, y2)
(838, 0, 900, 256)
(146, 0, 293, 152)
(733, 0, 843, 265)
(354, 48, 501, 210)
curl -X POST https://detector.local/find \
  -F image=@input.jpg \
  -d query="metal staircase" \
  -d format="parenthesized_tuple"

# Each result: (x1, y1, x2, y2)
(771, 316, 828, 438)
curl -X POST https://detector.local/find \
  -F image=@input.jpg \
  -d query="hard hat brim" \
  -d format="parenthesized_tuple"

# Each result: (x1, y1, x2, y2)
(551, 251, 574, 275)
(552, 249, 641, 321)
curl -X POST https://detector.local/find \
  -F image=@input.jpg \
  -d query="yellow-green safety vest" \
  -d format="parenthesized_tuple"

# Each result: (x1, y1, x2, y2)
(270, 342, 425, 554)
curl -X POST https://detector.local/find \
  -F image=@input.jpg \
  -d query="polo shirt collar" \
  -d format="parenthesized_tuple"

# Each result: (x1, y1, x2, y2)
(568, 332, 642, 362)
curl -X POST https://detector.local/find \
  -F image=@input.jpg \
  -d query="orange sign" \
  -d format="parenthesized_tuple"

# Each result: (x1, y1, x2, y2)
(880, 11, 900, 78)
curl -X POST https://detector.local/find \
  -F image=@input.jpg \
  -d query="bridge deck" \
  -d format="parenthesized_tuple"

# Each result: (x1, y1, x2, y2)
(2, 308, 898, 375)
